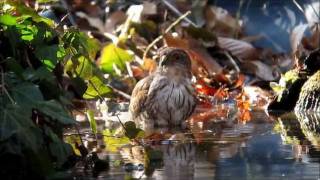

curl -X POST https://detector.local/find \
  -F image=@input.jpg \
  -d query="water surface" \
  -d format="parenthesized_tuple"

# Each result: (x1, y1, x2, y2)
(69, 110, 320, 180)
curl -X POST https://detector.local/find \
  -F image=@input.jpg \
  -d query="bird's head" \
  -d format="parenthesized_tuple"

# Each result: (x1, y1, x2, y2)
(158, 48, 192, 80)
(159, 47, 191, 70)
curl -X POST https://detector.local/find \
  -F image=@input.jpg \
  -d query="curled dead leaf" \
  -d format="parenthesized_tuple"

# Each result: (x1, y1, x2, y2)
(241, 61, 279, 81)
(218, 37, 259, 60)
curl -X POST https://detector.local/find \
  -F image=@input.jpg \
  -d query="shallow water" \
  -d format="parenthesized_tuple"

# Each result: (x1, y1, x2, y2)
(69, 110, 320, 180)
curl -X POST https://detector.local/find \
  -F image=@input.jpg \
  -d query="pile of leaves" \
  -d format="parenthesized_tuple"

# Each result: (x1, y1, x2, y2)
(42, 0, 289, 123)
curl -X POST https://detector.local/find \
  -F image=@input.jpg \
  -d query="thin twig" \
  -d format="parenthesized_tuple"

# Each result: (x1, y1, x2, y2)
(116, 115, 144, 146)
(292, 0, 309, 23)
(55, 13, 70, 28)
(60, 0, 77, 27)
(161, 0, 197, 27)
(223, 51, 240, 73)
(75, 125, 85, 146)
(88, 80, 105, 101)
(293, 0, 305, 14)
(24, 49, 34, 68)
(116, 115, 126, 132)
(108, 84, 131, 100)
(143, 11, 192, 59)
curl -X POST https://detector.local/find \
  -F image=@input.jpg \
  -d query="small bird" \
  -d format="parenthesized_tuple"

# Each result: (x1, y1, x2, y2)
(129, 47, 196, 130)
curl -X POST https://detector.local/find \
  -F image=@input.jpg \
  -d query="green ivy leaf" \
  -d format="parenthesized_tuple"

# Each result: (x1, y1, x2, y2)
(99, 44, 133, 75)
(103, 129, 130, 152)
(5, 57, 24, 76)
(83, 76, 112, 99)
(8, 2, 54, 26)
(87, 109, 97, 134)
(62, 29, 100, 60)
(0, 14, 17, 25)
(72, 56, 95, 80)
(35, 44, 65, 70)
(0, 105, 34, 141)
(64, 135, 81, 156)
(0, 105, 43, 153)
(36, 100, 75, 125)
(31, 22, 56, 46)
(45, 126, 74, 166)
(11, 83, 44, 106)
(124, 121, 145, 139)
(69, 76, 87, 96)
(22, 66, 55, 83)
(20, 24, 38, 41)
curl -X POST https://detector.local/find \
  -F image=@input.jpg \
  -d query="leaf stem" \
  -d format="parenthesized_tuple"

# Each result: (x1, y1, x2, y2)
(0, 67, 15, 105)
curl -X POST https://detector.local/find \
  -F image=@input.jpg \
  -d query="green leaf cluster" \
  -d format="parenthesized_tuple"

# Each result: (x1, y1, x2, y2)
(0, 2, 114, 178)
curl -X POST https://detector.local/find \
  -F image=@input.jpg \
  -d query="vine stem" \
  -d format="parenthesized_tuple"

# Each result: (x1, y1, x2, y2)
(0, 67, 15, 105)
(143, 11, 192, 59)
(116, 115, 144, 147)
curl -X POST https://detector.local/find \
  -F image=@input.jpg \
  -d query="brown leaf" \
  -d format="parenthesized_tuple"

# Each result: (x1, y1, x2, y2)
(218, 37, 259, 60)
(142, 57, 157, 73)
(130, 65, 146, 79)
(204, 6, 241, 37)
(142, 1, 157, 15)
(163, 34, 189, 49)
(290, 24, 309, 53)
(194, 78, 218, 96)
(104, 11, 127, 33)
(302, 24, 320, 50)
(233, 74, 245, 88)
(241, 61, 279, 81)
(76, 12, 105, 32)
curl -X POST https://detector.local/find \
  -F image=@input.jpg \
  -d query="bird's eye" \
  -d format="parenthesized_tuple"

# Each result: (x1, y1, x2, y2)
(173, 54, 180, 60)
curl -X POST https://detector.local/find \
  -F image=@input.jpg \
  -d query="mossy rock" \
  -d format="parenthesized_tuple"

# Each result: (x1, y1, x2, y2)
(295, 70, 320, 112)
(268, 69, 308, 111)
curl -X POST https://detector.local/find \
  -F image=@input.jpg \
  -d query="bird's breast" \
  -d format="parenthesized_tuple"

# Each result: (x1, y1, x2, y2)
(149, 78, 195, 126)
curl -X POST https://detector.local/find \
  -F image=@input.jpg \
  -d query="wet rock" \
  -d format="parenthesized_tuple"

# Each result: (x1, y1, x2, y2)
(303, 48, 320, 74)
(295, 70, 320, 112)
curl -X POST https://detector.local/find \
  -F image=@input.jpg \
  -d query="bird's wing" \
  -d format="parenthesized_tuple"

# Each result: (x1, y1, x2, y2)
(129, 75, 154, 118)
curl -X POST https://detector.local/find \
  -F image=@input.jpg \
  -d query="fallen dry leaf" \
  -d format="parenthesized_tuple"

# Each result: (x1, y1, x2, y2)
(205, 6, 241, 37)
(218, 37, 260, 60)
(104, 11, 127, 33)
(130, 65, 146, 79)
(290, 24, 309, 53)
(142, 57, 157, 73)
(241, 61, 279, 81)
